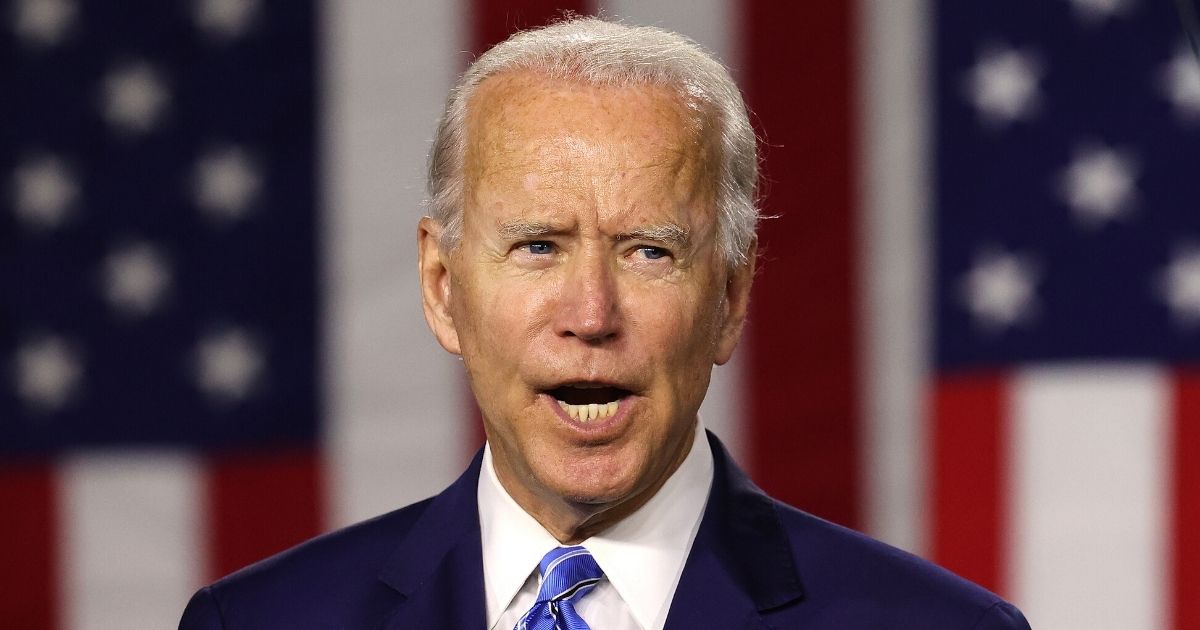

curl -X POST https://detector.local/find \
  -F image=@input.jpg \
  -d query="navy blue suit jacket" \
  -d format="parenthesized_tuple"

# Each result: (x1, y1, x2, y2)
(180, 433, 1030, 629)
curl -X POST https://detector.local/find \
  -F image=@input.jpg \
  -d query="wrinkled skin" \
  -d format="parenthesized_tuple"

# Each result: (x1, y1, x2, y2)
(418, 71, 755, 542)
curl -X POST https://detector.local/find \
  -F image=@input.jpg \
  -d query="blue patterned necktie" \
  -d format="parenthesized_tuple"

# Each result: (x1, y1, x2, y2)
(516, 546, 605, 630)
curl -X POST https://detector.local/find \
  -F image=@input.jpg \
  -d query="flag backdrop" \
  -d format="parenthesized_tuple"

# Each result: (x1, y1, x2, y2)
(2, 0, 1199, 628)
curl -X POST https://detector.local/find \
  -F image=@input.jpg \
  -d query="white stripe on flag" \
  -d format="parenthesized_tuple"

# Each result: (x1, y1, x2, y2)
(597, 0, 741, 76)
(1011, 366, 1168, 630)
(323, 0, 470, 527)
(595, 0, 746, 465)
(59, 452, 202, 630)
(857, 0, 931, 555)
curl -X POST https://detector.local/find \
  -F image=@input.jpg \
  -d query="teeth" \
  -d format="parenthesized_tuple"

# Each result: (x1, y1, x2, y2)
(556, 399, 621, 423)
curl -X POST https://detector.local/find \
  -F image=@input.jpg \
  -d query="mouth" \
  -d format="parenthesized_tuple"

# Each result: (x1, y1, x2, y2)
(544, 383, 634, 423)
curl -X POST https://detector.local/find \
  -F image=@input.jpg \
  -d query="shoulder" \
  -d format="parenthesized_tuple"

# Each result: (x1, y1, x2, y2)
(700, 433, 1030, 629)
(215, 497, 432, 592)
(673, 483, 1029, 629)
(179, 498, 433, 629)
(769, 500, 1030, 629)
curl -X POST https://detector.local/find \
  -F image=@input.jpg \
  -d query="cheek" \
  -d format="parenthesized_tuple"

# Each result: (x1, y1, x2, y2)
(634, 286, 720, 360)
(453, 275, 553, 371)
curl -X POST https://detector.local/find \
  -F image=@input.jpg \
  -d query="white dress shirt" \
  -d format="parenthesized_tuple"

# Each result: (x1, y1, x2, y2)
(478, 422, 714, 630)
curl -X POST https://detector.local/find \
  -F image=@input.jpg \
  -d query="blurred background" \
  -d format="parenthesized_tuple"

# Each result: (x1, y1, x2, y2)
(2, 0, 1199, 627)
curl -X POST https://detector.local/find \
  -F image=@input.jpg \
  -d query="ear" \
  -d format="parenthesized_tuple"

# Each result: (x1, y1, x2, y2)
(714, 238, 757, 366)
(418, 216, 462, 355)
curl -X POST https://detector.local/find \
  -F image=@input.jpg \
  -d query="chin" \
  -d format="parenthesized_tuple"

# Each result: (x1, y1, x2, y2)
(562, 492, 622, 507)
(543, 458, 643, 507)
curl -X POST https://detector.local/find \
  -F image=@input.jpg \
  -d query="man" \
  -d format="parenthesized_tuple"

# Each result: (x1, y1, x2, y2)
(181, 17, 1030, 630)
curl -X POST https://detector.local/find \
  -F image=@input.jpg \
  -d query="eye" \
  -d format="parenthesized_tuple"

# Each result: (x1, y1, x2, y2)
(521, 241, 555, 255)
(635, 246, 670, 260)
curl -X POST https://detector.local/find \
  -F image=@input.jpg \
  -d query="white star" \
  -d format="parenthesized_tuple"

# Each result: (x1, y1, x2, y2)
(1067, 0, 1135, 23)
(1160, 45, 1200, 121)
(1058, 145, 1138, 228)
(1159, 246, 1200, 327)
(959, 249, 1040, 330)
(193, 146, 261, 222)
(15, 335, 83, 411)
(13, 0, 77, 47)
(193, 328, 264, 404)
(11, 154, 78, 229)
(103, 242, 172, 317)
(965, 47, 1043, 126)
(103, 62, 170, 135)
(194, 0, 260, 40)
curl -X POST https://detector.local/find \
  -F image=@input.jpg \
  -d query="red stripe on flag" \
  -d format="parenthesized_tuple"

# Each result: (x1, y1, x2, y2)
(0, 461, 58, 630)
(1173, 372, 1200, 630)
(931, 373, 1008, 595)
(741, 0, 861, 528)
(471, 0, 594, 53)
(205, 448, 324, 580)
(464, 0, 594, 457)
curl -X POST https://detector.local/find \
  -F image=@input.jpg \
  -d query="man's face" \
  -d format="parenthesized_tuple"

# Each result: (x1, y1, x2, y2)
(419, 72, 754, 532)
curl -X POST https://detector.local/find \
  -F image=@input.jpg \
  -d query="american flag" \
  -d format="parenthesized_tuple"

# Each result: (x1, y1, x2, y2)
(1, 0, 1198, 628)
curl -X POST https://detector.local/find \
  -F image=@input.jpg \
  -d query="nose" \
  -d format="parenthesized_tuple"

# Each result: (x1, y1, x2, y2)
(553, 250, 621, 343)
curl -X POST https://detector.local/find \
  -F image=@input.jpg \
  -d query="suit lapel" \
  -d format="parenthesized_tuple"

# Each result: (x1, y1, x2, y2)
(375, 449, 488, 629)
(665, 433, 806, 629)
(666, 544, 771, 629)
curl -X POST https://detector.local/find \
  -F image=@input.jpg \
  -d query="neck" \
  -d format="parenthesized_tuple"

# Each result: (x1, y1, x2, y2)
(491, 429, 695, 544)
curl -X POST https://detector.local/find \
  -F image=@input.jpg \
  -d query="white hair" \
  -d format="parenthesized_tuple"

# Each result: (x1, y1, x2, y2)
(426, 17, 759, 267)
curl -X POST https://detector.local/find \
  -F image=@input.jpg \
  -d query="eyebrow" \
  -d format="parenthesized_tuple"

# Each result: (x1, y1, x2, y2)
(495, 218, 692, 249)
(618, 223, 691, 249)
(496, 219, 564, 240)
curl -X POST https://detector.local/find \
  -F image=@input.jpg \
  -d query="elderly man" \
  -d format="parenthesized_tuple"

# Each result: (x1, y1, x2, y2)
(181, 18, 1029, 630)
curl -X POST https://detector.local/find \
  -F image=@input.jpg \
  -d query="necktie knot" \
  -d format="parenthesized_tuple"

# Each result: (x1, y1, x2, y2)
(518, 546, 604, 630)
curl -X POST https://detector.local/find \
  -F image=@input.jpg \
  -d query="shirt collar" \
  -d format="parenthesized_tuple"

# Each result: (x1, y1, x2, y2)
(478, 445, 561, 629)
(477, 422, 714, 630)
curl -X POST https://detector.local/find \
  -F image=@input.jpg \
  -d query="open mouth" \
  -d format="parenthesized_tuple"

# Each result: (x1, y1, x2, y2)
(546, 384, 632, 422)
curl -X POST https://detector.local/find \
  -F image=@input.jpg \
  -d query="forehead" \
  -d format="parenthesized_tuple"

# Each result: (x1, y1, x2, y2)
(462, 71, 716, 212)
(466, 70, 700, 140)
